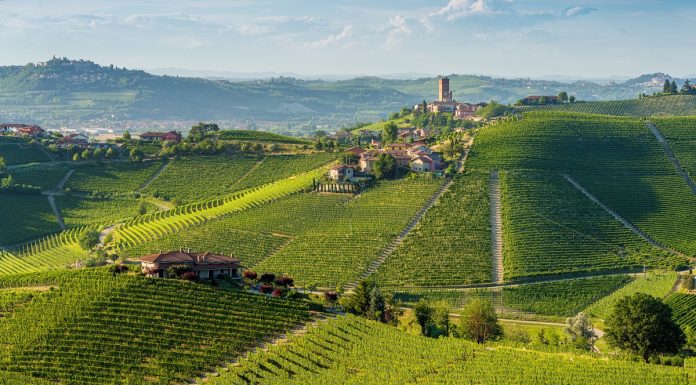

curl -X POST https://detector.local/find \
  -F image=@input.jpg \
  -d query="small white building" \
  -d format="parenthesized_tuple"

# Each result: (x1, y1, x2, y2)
(329, 165, 355, 181)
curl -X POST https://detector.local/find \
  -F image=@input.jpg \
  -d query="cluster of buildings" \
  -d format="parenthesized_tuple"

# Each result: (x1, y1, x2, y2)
(0, 123, 47, 137)
(329, 141, 445, 181)
(413, 77, 487, 120)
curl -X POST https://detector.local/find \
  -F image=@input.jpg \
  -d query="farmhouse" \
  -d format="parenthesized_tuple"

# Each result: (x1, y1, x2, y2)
(56, 133, 89, 147)
(138, 250, 242, 280)
(139, 131, 182, 143)
(1, 124, 46, 137)
(357, 141, 444, 174)
(328, 164, 355, 181)
(519, 95, 560, 105)
(345, 146, 366, 156)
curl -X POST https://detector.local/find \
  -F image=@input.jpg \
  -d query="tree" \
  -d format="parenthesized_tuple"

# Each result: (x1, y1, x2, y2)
(77, 230, 101, 251)
(105, 147, 115, 159)
(189, 122, 219, 142)
(129, 148, 144, 162)
(413, 300, 434, 336)
(369, 286, 386, 321)
(564, 312, 596, 350)
(373, 153, 397, 180)
(538, 96, 547, 105)
(345, 280, 372, 315)
(558, 91, 568, 103)
(605, 293, 685, 361)
(459, 298, 503, 344)
(1, 174, 14, 189)
(122, 131, 131, 140)
(72, 153, 80, 162)
(569, 95, 576, 103)
(81, 149, 92, 160)
(0, 156, 5, 173)
(93, 148, 105, 160)
(137, 201, 148, 215)
(432, 301, 452, 337)
(663, 79, 672, 94)
(382, 122, 398, 144)
(670, 80, 678, 94)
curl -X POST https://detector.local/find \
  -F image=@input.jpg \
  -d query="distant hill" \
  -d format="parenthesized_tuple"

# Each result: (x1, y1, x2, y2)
(0, 57, 693, 132)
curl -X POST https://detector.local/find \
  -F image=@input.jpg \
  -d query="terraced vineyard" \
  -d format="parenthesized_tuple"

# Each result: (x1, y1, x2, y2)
(373, 173, 492, 287)
(207, 314, 695, 385)
(653, 117, 696, 180)
(584, 271, 678, 320)
(665, 292, 696, 329)
(500, 172, 679, 279)
(229, 153, 337, 192)
(0, 194, 60, 246)
(0, 228, 90, 275)
(121, 225, 290, 267)
(0, 268, 310, 384)
(65, 160, 163, 194)
(143, 156, 258, 203)
(110, 165, 327, 252)
(0, 141, 51, 165)
(519, 95, 696, 117)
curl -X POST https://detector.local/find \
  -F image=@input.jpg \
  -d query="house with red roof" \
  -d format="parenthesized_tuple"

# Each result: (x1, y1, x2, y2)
(1, 124, 45, 137)
(56, 133, 89, 147)
(138, 250, 242, 280)
(139, 131, 182, 143)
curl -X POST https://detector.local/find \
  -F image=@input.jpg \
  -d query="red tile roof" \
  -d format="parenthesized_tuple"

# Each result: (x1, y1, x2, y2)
(138, 251, 239, 266)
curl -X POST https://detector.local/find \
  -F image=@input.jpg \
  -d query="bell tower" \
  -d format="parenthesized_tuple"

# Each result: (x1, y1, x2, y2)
(438, 76, 452, 102)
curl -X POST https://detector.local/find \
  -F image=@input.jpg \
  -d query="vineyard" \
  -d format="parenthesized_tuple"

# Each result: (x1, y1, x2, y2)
(392, 275, 633, 318)
(65, 160, 163, 195)
(216, 130, 311, 144)
(374, 173, 492, 287)
(518, 95, 696, 117)
(109, 165, 328, 252)
(584, 271, 678, 320)
(207, 314, 695, 385)
(653, 117, 696, 180)
(0, 228, 90, 276)
(229, 153, 337, 192)
(0, 268, 310, 384)
(56, 196, 158, 228)
(143, 156, 258, 203)
(11, 165, 69, 189)
(0, 194, 60, 245)
(0, 141, 51, 165)
(499, 172, 679, 279)
(665, 293, 696, 329)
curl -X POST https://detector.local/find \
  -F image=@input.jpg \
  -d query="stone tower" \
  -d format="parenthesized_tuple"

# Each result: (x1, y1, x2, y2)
(438, 76, 453, 102)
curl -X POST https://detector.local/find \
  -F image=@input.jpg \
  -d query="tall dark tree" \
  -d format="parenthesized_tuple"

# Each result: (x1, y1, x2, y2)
(413, 300, 434, 336)
(605, 293, 685, 361)
(663, 79, 672, 94)
(558, 91, 569, 103)
(382, 122, 398, 144)
(670, 80, 678, 94)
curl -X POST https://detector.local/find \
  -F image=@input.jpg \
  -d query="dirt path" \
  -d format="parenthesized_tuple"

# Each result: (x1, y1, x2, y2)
(98, 225, 117, 248)
(646, 121, 696, 195)
(344, 178, 454, 291)
(562, 174, 684, 257)
(137, 158, 170, 192)
(490, 171, 504, 283)
(47, 194, 66, 231)
(55, 169, 74, 191)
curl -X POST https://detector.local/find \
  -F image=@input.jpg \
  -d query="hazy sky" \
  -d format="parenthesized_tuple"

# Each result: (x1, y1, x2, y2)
(1, 0, 695, 77)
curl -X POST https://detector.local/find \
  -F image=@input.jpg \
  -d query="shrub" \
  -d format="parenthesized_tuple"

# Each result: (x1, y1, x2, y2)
(180, 271, 198, 281)
(243, 270, 258, 281)
(272, 288, 283, 298)
(167, 264, 193, 278)
(260, 284, 274, 294)
(324, 292, 339, 303)
(275, 275, 294, 287)
(259, 273, 276, 284)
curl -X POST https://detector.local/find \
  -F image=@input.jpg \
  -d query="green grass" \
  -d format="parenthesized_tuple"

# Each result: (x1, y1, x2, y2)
(0, 268, 310, 384)
(500, 172, 679, 279)
(0, 195, 59, 246)
(207, 314, 694, 385)
(584, 271, 678, 320)
(65, 160, 162, 194)
(374, 173, 492, 287)
(143, 156, 258, 204)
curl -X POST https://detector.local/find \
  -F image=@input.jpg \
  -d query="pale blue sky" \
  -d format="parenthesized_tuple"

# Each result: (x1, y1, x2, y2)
(1, 0, 695, 77)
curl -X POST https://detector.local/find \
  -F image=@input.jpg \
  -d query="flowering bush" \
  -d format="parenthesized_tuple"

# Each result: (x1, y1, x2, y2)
(259, 284, 274, 294)
(275, 275, 294, 287)
(243, 270, 258, 280)
(272, 288, 283, 298)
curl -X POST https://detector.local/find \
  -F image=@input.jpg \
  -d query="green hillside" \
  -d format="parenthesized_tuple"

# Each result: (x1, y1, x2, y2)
(0, 268, 310, 384)
(519, 95, 696, 117)
(208, 314, 695, 385)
